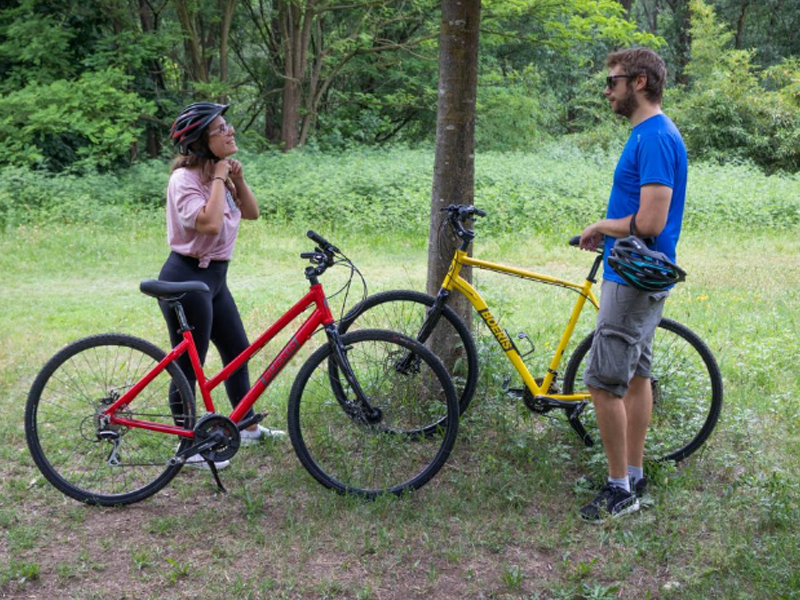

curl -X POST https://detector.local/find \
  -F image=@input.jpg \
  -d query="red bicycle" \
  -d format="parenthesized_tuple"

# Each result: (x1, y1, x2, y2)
(25, 231, 459, 506)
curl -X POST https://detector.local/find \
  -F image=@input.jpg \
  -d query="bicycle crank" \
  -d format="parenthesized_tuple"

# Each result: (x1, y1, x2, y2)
(191, 414, 241, 462)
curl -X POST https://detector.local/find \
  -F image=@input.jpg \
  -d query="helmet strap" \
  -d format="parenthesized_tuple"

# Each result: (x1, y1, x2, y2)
(629, 212, 656, 246)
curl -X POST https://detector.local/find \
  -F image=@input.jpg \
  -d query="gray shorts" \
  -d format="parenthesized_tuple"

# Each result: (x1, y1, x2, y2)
(583, 280, 668, 398)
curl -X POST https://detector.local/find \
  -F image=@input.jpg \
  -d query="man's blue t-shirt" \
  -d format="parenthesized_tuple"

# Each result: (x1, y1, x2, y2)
(602, 113, 688, 286)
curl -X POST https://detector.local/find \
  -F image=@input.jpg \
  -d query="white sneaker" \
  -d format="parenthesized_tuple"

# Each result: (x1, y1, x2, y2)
(184, 453, 231, 470)
(239, 424, 287, 446)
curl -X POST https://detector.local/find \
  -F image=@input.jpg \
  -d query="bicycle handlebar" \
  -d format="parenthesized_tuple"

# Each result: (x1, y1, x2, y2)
(301, 252, 328, 264)
(570, 235, 605, 253)
(302, 230, 341, 279)
(307, 230, 339, 254)
(441, 204, 485, 242)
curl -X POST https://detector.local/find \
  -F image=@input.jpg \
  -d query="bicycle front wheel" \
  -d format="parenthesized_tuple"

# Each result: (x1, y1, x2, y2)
(340, 290, 478, 419)
(25, 334, 196, 506)
(562, 318, 723, 463)
(288, 329, 459, 498)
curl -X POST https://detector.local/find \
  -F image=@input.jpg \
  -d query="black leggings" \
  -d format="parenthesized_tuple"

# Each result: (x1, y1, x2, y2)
(159, 252, 253, 423)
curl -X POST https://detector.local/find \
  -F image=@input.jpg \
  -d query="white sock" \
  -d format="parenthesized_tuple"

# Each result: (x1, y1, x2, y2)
(608, 476, 630, 493)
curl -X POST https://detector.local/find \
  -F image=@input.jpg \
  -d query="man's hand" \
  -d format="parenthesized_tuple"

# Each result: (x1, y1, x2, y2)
(580, 222, 604, 251)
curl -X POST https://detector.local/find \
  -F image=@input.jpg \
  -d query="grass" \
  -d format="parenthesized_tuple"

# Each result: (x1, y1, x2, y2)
(2, 206, 800, 596)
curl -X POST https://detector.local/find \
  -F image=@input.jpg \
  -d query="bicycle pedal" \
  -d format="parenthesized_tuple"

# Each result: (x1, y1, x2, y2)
(238, 412, 265, 431)
(505, 387, 524, 398)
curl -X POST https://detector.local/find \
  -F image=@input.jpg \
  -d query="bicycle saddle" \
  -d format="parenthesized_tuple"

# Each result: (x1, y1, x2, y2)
(139, 279, 210, 300)
(569, 236, 605, 252)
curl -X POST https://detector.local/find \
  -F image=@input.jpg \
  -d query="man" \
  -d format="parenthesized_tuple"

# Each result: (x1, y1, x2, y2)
(578, 48, 687, 522)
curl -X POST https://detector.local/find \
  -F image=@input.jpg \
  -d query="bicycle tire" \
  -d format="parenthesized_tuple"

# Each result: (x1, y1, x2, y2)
(340, 289, 478, 419)
(562, 318, 723, 463)
(288, 329, 459, 498)
(25, 334, 196, 506)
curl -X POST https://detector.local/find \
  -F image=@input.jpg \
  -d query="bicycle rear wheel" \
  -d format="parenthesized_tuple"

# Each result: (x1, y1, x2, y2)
(288, 329, 459, 498)
(340, 290, 478, 419)
(562, 318, 723, 463)
(25, 334, 196, 506)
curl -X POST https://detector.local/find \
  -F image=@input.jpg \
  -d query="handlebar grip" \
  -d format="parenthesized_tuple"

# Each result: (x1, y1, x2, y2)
(473, 208, 486, 217)
(569, 236, 581, 247)
(307, 230, 328, 247)
(307, 230, 339, 253)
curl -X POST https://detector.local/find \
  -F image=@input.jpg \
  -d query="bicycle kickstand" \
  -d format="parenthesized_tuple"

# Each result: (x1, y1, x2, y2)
(206, 461, 227, 493)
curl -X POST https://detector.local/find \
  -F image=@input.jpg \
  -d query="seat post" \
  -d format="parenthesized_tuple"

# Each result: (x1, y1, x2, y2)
(587, 254, 604, 284)
(169, 300, 192, 333)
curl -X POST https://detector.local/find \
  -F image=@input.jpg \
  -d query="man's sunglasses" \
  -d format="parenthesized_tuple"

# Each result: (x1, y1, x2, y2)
(606, 74, 636, 88)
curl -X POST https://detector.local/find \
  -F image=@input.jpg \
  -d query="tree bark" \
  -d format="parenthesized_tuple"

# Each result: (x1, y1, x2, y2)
(427, 0, 481, 362)
(140, 0, 165, 157)
(279, 0, 314, 151)
(735, 1, 749, 49)
(219, 0, 238, 102)
(673, 0, 691, 85)
(174, 0, 209, 83)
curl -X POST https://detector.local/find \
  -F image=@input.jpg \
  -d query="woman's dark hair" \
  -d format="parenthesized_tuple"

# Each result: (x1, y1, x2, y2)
(607, 48, 667, 103)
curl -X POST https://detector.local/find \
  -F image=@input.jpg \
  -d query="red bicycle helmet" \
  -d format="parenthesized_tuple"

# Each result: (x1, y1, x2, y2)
(170, 102, 229, 156)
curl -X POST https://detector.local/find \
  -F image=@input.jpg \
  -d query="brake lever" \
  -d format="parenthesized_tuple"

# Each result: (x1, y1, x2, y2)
(300, 251, 326, 264)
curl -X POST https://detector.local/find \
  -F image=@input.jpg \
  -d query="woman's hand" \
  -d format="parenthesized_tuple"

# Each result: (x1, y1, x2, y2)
(228, 159, 244, 183)
(214, 159, 232, 181)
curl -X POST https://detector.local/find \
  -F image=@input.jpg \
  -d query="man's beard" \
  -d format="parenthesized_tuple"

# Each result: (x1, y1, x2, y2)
(614, 85, 639, 118)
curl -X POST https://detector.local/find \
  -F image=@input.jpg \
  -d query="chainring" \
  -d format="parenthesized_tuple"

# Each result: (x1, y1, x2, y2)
(194, 414, 241, 462)
(523, 377, 561, 414)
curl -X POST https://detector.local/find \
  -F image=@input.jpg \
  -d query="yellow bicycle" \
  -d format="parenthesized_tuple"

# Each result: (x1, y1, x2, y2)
(341, 205, 723, 463)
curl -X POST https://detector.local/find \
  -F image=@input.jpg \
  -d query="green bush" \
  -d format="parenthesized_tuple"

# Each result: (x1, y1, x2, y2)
(0, 160, 167, 228)
(669, 0, 800, 173)
(2, 143, 797, 234)
(0, 68, 155, 172)
(476, 67, 553, 151)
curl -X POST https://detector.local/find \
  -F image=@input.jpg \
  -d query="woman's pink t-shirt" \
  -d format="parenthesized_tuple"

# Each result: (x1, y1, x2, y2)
(166, 168, 241, 268)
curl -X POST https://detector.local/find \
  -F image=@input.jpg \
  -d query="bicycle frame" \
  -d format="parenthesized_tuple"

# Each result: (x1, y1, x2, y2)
(441, 248, 601, 402)
(102, 283, 336, 438)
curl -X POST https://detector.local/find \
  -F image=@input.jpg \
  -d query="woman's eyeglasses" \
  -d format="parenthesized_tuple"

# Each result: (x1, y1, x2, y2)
(209, 122, 234, 137)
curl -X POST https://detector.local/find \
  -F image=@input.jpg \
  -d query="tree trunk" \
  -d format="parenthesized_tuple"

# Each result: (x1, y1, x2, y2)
(218, 0, 237, 102)
(140, 0, 165, 158)
(735, 1, 749, 49)
(427, 0, 481, 363)
(174, 0, 208, 83)
(279, 0, 314, 151)
(674, 0, 691, 85)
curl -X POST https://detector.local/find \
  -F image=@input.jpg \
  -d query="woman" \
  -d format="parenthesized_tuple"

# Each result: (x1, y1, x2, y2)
(162, 102, 285, 469)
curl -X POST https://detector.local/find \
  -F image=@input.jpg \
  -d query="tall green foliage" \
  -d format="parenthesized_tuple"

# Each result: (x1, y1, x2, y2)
(476, 0, 661, 149)
(672, 0, 800, 173)
(0, 69, 155, 171)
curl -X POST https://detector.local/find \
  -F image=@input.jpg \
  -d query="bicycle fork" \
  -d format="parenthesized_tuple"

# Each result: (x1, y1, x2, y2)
(325, 326, 383, 424)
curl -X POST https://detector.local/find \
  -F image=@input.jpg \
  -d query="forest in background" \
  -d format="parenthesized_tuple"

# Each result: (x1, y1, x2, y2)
(0, 0, 799, 178)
